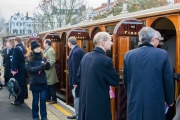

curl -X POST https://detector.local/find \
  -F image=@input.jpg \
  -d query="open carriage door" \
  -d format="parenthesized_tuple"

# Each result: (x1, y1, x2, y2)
(148, 16, 180, 99)
(66, 28, 90, 104)
(27, 34, 43, 50)
(113, 18, 144, 120)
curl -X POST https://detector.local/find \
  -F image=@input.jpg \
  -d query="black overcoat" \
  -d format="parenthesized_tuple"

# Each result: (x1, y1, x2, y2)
(11, 44, 27, 86)
(68, 45, 84, 97)
(3, 47, 14, 78)
(123, 44, 174, 120)
(77, 47, 119, 120)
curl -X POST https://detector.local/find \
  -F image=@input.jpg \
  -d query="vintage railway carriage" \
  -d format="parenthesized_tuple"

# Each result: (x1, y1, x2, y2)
(4, 35, 30, 46)
(0, 3, 178, 120)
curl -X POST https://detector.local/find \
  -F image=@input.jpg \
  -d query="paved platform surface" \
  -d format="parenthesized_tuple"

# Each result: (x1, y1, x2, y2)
(0, 80, 75, 120)
(0, 87, 32, 120)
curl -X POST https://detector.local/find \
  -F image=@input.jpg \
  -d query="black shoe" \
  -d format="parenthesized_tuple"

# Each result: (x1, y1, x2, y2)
(11, 101, 21, 106)
(67, 115, 76, 119)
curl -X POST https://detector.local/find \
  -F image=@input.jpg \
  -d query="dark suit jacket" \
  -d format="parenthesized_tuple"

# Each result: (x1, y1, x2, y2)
(11, 43, 27, 86)
(77, 47, 119, 120)
(68, 45, 84, 97)
(3, 47, 14, 78)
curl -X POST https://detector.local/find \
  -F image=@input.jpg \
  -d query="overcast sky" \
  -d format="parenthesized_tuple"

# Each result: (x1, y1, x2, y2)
(0, 0, 113, 21)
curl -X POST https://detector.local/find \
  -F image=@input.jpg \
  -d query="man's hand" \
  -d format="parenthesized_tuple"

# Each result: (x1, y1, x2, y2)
(73, 84, 77, 88)
(168, 102, 174, 107)
(11, 71, 17, 76)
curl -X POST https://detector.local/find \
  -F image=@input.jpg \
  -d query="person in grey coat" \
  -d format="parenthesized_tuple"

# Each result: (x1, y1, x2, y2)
(77, 32, 120, 120)
(123, 27, 174, 120)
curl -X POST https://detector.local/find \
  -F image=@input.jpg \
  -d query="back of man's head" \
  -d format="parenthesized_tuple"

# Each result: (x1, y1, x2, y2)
(139, 27, 155, 44)
(45, 39, 52, 46)
(68, 37, 77, 45)
(14, 36, 22, 44)
(93, 32, 110, 46)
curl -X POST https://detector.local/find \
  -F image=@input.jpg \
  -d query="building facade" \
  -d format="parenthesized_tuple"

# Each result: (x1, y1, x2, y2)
(8, 12, 34, 35)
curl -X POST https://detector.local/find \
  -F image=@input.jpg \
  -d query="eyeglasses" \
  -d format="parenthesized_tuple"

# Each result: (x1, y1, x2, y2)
(155, 38, 160, 41)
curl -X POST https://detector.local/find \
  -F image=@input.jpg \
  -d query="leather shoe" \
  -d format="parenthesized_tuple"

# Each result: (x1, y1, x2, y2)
(48, 101, 57, 105)
(67, 115, 76, 119)
(11, 101, 21, 106)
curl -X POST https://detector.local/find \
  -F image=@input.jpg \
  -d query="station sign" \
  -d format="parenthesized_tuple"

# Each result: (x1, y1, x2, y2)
(68, 29, 90, 40)
(32, 33, 38, 38)
(115, 18, 144, 36)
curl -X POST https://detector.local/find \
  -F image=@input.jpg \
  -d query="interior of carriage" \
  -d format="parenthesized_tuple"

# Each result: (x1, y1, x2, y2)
(151, 17, 176, 48)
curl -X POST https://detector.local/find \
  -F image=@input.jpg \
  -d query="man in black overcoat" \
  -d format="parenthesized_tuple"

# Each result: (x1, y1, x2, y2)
(123, 27, 174, 120)
(77, 32, 120, 120)
(3, 42, 14, 86)
(67, 37, 84, 119)
(11, 36, 27, 106)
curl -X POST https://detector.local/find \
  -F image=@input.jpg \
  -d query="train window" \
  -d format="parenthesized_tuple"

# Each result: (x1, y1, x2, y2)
(106, 26, 115, 35)
(130, 37, 139, 49)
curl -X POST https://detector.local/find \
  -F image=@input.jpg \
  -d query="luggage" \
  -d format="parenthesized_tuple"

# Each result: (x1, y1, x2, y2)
(7, 78, 20, 98)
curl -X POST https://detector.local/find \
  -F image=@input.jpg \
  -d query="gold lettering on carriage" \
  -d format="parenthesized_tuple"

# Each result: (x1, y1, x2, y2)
(124, 31, 138, 35)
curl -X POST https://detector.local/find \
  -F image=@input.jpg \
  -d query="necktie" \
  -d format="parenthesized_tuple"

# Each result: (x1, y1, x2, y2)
(7, 49, 10, 54)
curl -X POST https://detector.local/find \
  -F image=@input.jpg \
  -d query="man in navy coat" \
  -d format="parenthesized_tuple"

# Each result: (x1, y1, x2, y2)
(3, 42, 14, 86)
(67, 37, 84, 119)
(123, 27, 174, 120)
(77, 32, 120, 120)
(11, 36, 27, 106)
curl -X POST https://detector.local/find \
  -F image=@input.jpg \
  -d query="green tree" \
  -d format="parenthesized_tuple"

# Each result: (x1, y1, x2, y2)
(94, 0, 168, 20)
(33, 0, 86, 31)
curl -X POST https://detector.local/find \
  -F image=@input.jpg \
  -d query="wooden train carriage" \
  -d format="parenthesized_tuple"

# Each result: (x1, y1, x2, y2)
(5, 35, 30, 47)
(2, 35, 16, 47)
(37, 3, 180, 120)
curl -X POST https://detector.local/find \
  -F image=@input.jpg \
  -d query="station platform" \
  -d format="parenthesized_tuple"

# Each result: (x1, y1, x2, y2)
(0, 80, 75, 120)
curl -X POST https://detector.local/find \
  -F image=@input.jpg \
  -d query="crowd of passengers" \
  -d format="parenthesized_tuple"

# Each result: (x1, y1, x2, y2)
(1, 26, 180, 120)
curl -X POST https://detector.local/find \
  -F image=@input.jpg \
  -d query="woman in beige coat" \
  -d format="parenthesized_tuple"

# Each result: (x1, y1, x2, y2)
(43, 39, 58, 104)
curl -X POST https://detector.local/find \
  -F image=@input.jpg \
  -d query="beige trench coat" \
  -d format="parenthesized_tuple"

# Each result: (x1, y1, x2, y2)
(44, 46, 58, 85)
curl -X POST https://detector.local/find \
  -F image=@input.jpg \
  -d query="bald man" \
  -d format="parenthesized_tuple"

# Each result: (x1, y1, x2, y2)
(77, 32, 120, 120)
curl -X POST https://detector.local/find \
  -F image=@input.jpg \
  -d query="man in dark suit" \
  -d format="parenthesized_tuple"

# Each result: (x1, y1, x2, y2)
(67, 37, 84, 119)
(3, 42, 14, 86)
(123, 27, 174, 120)
(77, 32, 120, 120)
(11, 36, 27, 106)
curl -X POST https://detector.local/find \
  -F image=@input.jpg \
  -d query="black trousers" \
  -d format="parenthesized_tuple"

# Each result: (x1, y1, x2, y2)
(16, 86, 25, 104)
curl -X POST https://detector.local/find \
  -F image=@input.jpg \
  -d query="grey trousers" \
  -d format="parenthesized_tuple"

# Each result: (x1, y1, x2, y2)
(74, 97, 79, 117)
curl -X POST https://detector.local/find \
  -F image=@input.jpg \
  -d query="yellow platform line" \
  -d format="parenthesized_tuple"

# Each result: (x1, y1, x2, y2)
(53, 104, 72, 116)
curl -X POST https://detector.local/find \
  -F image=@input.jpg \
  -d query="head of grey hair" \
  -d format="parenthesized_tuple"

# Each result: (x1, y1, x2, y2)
(68, 37, 77, 45)
(93, 32, 110, 45)
(139, 27, 155, 43)
(154, 30, 161, 39)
